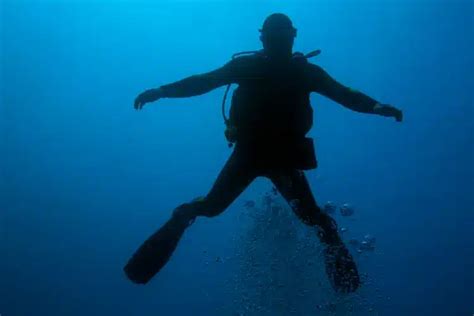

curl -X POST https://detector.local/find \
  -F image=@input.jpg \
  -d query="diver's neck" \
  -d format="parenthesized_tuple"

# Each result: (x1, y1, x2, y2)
(264, 50, 293, 62)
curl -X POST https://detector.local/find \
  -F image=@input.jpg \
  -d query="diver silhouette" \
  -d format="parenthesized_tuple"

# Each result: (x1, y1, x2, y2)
(125, 13, 403, 293)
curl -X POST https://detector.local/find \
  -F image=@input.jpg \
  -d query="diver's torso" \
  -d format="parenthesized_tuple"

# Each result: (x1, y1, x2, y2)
(229, 54, 313, 142)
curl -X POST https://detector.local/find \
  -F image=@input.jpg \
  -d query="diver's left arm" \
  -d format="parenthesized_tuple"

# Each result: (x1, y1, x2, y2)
(308, 64, 403, 122)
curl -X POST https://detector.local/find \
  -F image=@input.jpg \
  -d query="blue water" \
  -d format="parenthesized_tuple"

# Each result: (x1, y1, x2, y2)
(2, 0, 473, 315)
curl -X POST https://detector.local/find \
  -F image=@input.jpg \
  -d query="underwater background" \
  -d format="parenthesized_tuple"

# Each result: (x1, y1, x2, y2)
(1, 0, 473, 315)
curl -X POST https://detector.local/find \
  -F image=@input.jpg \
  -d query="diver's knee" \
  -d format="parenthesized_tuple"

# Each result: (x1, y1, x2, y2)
(171, 196, 220, 220)
(291, 200, 322, 226)
(192, 196, 224, 218)
(171, 202, 200, 222)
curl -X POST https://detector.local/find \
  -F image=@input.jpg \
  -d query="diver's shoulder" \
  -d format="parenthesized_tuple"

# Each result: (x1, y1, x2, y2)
(303, 61, 327, 75)
(304, 61, 324, 70)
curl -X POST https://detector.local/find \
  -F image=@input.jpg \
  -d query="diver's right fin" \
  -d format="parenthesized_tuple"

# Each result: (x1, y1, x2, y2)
(323, 242, 360, 293)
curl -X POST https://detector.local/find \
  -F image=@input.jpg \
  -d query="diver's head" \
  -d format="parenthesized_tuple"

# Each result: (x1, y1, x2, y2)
(259, 13, 296, 60)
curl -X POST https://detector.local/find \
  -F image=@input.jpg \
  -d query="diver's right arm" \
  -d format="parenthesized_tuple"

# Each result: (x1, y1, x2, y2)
(134, 60, 239, 110)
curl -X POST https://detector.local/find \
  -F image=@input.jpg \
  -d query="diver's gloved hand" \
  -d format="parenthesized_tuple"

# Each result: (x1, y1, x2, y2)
(134, 87, 164, 110)
(373, 103, 403, 122)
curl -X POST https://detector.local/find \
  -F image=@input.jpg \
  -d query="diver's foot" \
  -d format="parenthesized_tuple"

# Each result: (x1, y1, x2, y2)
(323, 242, 360, 293)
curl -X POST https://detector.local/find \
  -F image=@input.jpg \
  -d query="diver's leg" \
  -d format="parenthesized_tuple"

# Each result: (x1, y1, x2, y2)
(171, 148, 258, 220)
(124, 150, 257, 284)
(267, 169, 332, 229)
(267, 169, 360, 293)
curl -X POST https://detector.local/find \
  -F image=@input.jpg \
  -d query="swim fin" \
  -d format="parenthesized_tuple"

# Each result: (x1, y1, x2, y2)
(317, 214, 360, 293)
(323, 242, 360, 293)
(124, 204, 195, 284)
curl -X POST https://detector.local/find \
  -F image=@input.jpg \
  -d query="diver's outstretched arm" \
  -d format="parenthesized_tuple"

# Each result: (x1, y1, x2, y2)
(308, 64, 403, 122)
(134, 60, 240, 110)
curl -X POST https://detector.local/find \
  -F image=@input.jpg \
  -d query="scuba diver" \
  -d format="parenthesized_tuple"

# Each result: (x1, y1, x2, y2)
(125, 13, 403, 293)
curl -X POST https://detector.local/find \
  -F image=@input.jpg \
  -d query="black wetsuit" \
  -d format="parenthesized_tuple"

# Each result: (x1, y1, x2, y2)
(159, 53, 378, 228)
(125, 53, 377, 289)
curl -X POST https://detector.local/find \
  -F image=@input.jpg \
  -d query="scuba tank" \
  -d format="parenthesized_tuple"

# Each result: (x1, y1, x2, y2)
(222, 49, 322, 147)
